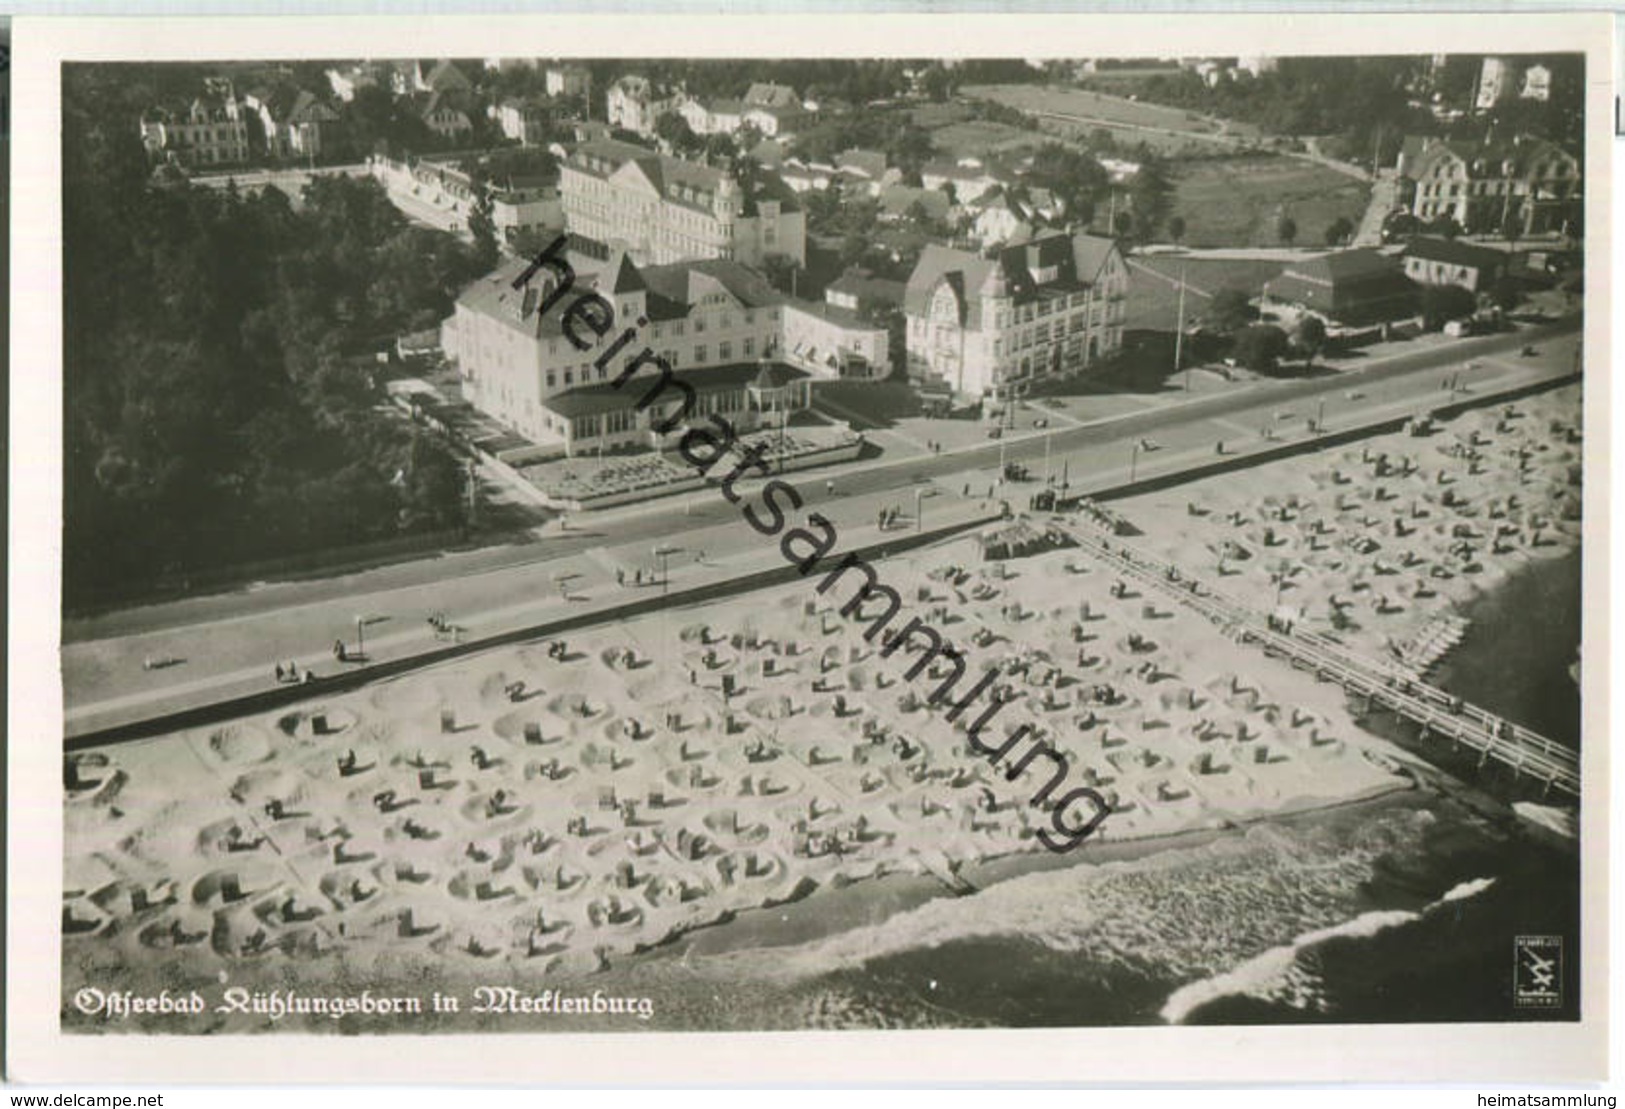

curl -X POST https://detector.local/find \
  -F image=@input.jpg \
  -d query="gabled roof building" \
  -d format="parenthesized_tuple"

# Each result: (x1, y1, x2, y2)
(442, 236, 884, 456)
(559, 138, 806, 267)
(1262, 249, 1418, 325)
(904, 230, 1128, 401)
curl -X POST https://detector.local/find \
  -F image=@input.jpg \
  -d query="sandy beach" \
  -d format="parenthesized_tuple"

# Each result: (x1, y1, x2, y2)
(61, 384, 1583, 1031)
(1119, 383, 1584, 679)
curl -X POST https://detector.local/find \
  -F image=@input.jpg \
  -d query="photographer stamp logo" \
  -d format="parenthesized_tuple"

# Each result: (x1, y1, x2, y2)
(1513, 935, 1563, 1008)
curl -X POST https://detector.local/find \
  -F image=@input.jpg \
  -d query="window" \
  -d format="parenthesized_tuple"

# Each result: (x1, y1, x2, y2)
(694, 316, 707, 332)
(672, 320, 685, 336)
(564, 369, 574, 385)
(743, 337, 754, 357)
(694, 344, 707, 363)
(720, 341, 732, 360)
(546, 371, 556, 388)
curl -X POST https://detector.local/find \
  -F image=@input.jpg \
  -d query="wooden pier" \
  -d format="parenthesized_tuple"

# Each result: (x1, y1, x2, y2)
(1057, 520, 1580, 801)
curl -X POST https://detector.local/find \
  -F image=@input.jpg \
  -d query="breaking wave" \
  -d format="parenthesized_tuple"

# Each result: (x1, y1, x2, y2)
(1159, 876, 1497, 1024)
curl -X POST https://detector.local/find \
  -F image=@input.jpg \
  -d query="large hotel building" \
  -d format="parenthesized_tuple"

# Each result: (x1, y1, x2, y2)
(559, 139, 807, 268)
(442, 237, 884, 458)
(904, 230, 1128, 402)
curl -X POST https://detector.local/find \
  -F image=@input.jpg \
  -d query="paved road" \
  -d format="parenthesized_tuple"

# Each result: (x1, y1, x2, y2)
(65, 317, 1581, 654)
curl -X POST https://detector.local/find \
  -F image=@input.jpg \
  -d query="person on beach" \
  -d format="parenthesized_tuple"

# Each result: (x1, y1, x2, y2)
(275, 663, 285, 684)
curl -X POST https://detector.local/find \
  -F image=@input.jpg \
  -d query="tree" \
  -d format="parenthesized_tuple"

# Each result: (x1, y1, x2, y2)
(467, 183, 500, 272)
(1277, 214, 1298, 247)
(1325, 215, 1354, 246)
(1128, 160, 1173, 242)
(1234, 324, 1289, 372)
(1204, 287, 1256, 333)
(1293, 314, 1327, 369)
(1168, 215, 1186, 246)
(1026, 143, 1108, 225)
(1420, 283, 1477, 331)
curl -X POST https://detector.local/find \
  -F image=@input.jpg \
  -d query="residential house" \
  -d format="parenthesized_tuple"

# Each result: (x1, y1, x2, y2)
(1520, 63, 1552, 102)
(780, 298, 892, 381)
(422, 92, 474, 141)
(493, 183, 564, 245)
(1408, 136, 1580, 235)
(244, 87, 342, 160)
(546, 65, 593, 99)
(1261, 249, 1418, 325)
(776, 157, 836, 194)
(139, 87, 251, 168)
(743, 82, 799, 110)
(877, 184, 953, 226)
(420, 59, 475, 96)
(904, 230, 1128, 401)
(741, 103, 813, 139)
(678, 97, 747, 137)
(326, 63, 382, 103)
(967, 186, 1039, 247)
(920, 159, 1002, 205)
(492, 98, 551, 145)
(607, 75, 682, 138)
(1401, 236, 1508, 294)
(559, 138, 806, 266)
(833, 148, 888, 195)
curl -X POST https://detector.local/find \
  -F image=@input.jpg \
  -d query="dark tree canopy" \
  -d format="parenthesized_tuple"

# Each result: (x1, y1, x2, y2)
(1204, 287, 1257, 333)
(63, 64, 486, 607)
(1420, 283, 1478, 330)
(1234, 324, 1289, 372)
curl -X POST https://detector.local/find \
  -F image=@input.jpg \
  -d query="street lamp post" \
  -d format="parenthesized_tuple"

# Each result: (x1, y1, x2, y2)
(1130, 440, 1142, 483)
(915, 487, 925, 533)
(355, 615, 365, 660)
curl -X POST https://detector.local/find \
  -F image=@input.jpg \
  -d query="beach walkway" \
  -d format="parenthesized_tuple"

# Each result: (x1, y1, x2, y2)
(1057, 517, 1580, 801)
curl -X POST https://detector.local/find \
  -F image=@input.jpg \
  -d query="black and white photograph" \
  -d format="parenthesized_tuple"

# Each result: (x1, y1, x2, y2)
(7, 10, 1611, 1087)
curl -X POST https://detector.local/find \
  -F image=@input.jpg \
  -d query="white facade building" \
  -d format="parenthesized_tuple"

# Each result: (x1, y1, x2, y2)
(905, 231, 1128, 402)
(560, 138, 806, 267)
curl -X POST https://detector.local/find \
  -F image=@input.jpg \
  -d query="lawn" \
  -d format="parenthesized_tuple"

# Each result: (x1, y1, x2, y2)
(1123, 256, 1289, 331)
(962, 83, 1229, 135)
(1169, 156, 1371, 248)
(926, 120, 1047, 161)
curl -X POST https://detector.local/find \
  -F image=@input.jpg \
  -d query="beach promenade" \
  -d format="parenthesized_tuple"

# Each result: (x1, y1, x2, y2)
(62, 321, 1581, 745)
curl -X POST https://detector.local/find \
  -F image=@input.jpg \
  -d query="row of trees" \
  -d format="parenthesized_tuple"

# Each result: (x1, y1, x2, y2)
(66, 65, 487, 607)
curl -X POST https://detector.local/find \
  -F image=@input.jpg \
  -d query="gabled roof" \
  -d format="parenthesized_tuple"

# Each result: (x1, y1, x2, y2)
(567, 139, 801, 217)
(826, 268, 906, 307)
(834, 148, 888, 179)
(879, 185, 951, 220)
(1270, 250, 1402, 291)
(424, 59, 472, 91)
(904, 230, 1122, 329)
(743, 82, 798, 109)
(638, 258, 785, 320)
(1402, 237, 1508, 270)
(1412, 136, 1578, 178)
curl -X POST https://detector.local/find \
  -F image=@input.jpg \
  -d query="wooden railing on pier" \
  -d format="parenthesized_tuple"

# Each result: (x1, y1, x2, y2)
(1056, 519, 1580, 801)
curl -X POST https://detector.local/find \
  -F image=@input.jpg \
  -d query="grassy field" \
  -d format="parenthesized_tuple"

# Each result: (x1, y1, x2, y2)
(1170, 156, 1371, 248)
(962, 83, 1230, 135)
(1122, 256, 1289, 331)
